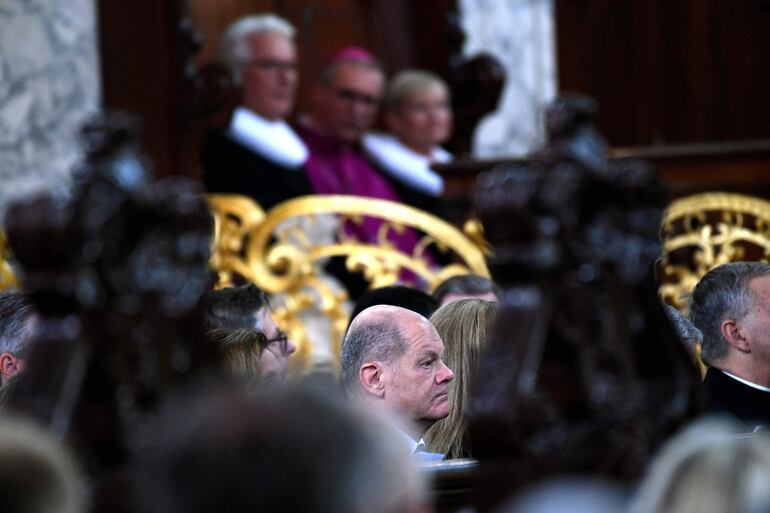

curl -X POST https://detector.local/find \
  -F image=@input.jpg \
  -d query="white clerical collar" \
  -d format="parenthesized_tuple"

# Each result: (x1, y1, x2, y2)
(721, 370, 770, 392)
(228, 107, 308, 169)
(362, 132, 450, 197)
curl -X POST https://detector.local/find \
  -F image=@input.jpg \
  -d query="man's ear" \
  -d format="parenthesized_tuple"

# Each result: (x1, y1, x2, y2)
(0, 352, 21, 382)
(721, 319, 750, 353)
(359, 361, 386, 398)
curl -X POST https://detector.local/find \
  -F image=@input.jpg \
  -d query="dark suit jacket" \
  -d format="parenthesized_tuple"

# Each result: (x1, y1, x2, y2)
(201, 129, 313, 210)
(702, 367, 770, 428)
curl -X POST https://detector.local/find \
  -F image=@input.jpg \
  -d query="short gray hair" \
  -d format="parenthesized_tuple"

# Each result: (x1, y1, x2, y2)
(340, 320, 408, 392)
(0, 292, 34, 357)
(385, 70, 449, 112)
(219, 14, 295, 84)
(0, 414, 86, 513)
(629, 417, 770, 513)
(690, 262, 770, 364)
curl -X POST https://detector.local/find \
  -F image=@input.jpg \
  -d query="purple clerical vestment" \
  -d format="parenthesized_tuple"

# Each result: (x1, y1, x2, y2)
(296, 123, 434, 278)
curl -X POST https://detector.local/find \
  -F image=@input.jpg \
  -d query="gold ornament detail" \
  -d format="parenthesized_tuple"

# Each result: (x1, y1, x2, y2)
(659, 192, 770, 310)
(0, 231, 17, 292)
(207, 194, 491, 373)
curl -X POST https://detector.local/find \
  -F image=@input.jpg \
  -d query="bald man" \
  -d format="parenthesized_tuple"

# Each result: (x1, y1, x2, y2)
(340, 305, 454, 452)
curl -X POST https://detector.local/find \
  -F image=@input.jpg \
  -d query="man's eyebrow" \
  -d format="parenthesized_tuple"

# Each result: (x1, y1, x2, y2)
(417, 349, 440, 359)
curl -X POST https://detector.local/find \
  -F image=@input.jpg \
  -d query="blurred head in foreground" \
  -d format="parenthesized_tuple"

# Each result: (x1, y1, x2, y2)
(135, 384, 427, 513)
(0, 414, 85, 513)
(495, 476, 626, 513)
(629, 417, 770, 513)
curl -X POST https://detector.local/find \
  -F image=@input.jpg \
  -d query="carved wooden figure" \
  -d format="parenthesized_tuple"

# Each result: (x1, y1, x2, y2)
(468, 95, 702, 510)
(4, 112, 216, 512)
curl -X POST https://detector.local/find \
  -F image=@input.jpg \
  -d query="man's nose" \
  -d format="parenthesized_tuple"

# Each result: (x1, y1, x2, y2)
(437, 361, 454, 383)
(285, 338, 297, 355)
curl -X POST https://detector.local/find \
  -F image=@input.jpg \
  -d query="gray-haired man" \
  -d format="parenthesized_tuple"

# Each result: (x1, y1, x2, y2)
(0, 292, 36, 387)
(201, 13, 312, 209)
(690, 261, 770, 429)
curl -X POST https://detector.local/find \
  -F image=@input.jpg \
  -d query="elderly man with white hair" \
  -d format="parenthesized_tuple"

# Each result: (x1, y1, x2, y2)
(201, 13, 312, 210)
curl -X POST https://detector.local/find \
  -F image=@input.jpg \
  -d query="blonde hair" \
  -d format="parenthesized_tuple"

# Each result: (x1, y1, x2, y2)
(206, 328, 264, 381)
(384, 69, 449, 112)
(424, 299, 498, 458)
(629, 418, 770, 513)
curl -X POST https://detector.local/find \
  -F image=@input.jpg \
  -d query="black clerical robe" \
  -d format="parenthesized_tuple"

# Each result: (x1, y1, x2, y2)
(702, 367, 770, 429)
(201, 129, 313, 211)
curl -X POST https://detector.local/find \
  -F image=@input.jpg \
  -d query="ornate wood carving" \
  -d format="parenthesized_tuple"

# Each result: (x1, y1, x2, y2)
(4, 113, 216, 511)
(468, 95, 701, 510)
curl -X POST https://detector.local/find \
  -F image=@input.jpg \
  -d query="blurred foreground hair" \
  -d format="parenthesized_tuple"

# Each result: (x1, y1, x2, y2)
(0, 414, 86, 513)
(629, 417, 770, 513)
(135, 384, 426, 513)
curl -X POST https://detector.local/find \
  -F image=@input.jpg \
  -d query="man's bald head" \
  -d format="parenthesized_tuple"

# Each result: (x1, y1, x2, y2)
(340, 306, 423, 392)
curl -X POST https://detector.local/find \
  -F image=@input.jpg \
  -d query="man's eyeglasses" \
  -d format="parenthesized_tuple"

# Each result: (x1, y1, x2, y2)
(334, 87, 380, 107)
(263, 331, 289, 354)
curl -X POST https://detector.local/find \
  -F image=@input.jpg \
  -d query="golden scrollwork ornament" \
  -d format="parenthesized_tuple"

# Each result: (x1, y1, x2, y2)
(659, 192, 770, 310)
(207, 193, 491, 374)
(0, 231, 17, 292)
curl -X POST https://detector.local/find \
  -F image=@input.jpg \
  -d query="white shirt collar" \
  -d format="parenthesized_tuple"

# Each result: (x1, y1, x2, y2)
(721, 370, 770, 392)
(395, 428, 425, 453)
(362, 132, 450, 197)
(228, 107, 308, 169)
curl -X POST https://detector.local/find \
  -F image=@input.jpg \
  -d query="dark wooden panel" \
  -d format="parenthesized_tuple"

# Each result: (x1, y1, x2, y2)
(555, 0, 770, 146)
(435, 140, 770, 227)
(188, 0, 280, 65)
(98, 0, 179, 178)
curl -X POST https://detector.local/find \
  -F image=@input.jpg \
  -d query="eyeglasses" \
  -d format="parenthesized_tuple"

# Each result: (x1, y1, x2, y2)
(263, 331, 289, 354)
(333, 87, 381, 107)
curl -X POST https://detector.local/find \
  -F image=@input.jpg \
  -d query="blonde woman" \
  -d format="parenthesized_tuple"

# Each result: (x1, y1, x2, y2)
(425, 298, 498, 458)
(362, 70, 453, 214)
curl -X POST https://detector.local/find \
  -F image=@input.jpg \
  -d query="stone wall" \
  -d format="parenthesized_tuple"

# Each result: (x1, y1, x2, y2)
(460, 0, 557, 158)
(0, 0, 100, 219)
